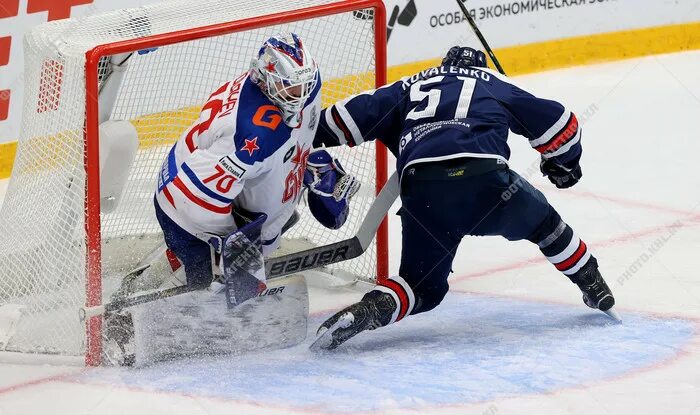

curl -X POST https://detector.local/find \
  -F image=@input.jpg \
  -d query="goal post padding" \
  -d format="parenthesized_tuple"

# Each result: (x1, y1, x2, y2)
(0, 0, 387, 366)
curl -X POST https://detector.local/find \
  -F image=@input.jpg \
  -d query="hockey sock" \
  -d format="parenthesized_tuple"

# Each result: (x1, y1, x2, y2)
(535, 219, 593, 278)
(374, 275, 416, 324)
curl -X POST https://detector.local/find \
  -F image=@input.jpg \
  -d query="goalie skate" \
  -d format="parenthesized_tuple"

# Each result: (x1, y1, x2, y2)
(102, 312, 136, 366)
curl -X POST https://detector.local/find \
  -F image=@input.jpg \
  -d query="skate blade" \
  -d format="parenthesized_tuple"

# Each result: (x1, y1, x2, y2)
(602, 306, 622, 323)
(309, 313, 353, 352)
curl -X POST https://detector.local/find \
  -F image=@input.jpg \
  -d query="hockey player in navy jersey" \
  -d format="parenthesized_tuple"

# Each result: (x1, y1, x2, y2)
(311, 46, 618, 350)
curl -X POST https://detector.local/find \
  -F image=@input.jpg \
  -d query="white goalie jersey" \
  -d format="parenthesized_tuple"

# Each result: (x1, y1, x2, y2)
(155, 71, 322, 256)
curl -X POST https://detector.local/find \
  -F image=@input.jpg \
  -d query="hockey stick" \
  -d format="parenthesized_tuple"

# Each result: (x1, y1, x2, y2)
(79, 283, 199, 320)
(79, 172, 400, 319)
(79, 243, 178, 320)
(265, 171, 399, 278)
(455, 0, 506, 75)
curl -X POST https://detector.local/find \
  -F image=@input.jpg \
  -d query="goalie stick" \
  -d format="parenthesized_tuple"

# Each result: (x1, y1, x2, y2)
(79, 171, 400, 320)
(80, 283, 196, 320)
(266, 171, 399, 278)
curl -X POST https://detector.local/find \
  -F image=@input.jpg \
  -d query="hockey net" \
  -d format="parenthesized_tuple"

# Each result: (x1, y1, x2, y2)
(0, 0, 387, 364)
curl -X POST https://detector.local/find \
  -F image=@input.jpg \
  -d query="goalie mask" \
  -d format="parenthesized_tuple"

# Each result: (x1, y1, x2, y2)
(251, 32, 319, 127)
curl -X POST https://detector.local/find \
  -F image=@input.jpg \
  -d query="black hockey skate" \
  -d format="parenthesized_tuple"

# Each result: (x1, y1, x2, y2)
(310, 290, 396, 351)
(569, 259, 621, 321)
(102, 312, 136, 366)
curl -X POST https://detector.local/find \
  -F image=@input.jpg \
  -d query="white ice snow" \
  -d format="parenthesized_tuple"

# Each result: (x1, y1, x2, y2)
(1, 50, 700, 415)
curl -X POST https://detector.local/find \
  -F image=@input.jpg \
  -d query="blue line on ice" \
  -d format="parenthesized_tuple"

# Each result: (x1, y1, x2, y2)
(78, 293, 695, 413)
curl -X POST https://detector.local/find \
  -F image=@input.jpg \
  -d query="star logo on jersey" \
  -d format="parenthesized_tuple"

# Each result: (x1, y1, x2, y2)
(241, 137, 260, 156)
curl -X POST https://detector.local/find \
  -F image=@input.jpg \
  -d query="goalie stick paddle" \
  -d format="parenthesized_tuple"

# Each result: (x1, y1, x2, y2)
(455, 0, 506, 75)
(265, 171, 399, 279)
(79, 172, 400, 319)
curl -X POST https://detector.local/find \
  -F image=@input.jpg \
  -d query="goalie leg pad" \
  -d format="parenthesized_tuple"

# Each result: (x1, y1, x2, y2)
(131, 275, 308, 366)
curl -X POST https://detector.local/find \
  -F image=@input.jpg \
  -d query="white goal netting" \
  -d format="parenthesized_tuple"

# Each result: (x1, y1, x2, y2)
(0, 0, 384, 358)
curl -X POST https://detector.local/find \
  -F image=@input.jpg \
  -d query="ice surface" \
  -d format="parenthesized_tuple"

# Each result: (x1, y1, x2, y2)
(1, 51, 700, 414)
(75, 293, 694, 413)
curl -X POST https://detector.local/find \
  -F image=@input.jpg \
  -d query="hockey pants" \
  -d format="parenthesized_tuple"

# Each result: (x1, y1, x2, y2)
(154, 199, 214, 287)
(398, 158, 595, 315)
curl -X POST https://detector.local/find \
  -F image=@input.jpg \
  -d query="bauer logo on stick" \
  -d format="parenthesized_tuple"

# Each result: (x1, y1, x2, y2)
(269, 245, 350, 276)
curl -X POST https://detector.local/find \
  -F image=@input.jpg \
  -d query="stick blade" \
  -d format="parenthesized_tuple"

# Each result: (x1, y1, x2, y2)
(397, 0, 417, 26)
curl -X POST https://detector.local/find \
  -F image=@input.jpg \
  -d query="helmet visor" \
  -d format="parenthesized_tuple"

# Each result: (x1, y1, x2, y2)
(267, 70, 317, 114)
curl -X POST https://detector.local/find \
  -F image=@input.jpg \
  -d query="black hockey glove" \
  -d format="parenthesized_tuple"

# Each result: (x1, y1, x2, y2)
(540, 157, 582, 189)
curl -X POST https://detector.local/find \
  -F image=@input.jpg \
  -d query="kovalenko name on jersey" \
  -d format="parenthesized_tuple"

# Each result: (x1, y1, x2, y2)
(401, 66, 492, 90)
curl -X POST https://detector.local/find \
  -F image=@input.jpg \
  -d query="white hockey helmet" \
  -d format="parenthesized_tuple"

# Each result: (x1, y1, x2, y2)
(250, 32, 318, 127)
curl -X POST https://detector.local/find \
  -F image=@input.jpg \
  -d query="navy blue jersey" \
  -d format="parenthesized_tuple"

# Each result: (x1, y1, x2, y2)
(315, 65, 582, 178)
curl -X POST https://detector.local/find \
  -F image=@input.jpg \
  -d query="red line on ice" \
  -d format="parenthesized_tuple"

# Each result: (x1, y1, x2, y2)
(453, 215, 700, 283)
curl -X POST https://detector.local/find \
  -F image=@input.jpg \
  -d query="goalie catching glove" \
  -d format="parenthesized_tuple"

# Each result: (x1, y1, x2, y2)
(304, 149, 360, 229)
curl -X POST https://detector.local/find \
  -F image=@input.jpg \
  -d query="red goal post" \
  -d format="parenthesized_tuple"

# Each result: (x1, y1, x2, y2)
(82, 1, 388, 366)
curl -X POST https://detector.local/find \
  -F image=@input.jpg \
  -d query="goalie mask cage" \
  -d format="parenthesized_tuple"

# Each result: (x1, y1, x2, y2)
(0, 0, 387, 366)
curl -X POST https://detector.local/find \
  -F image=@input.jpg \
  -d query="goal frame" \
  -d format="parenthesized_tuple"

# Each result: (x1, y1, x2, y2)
(82, 0, 388, 366)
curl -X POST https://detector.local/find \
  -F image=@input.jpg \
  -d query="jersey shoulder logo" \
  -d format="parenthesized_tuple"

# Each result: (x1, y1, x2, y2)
(234, 80, 294, 161)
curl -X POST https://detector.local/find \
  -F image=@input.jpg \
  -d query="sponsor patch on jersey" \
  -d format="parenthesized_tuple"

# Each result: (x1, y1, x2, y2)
(399, 132, 413, 155)
(218, 156, 247, 179)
